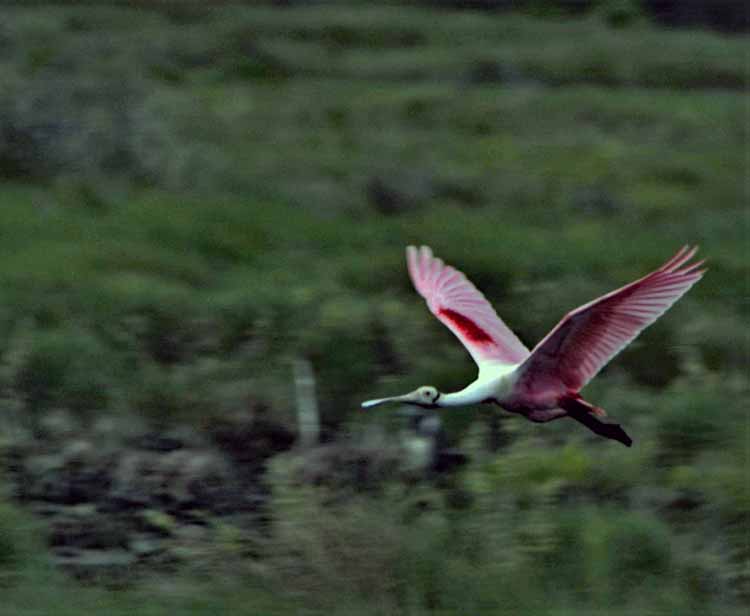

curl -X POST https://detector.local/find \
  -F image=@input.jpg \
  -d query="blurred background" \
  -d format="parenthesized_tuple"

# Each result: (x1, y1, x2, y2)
(0, 1, 747, 614)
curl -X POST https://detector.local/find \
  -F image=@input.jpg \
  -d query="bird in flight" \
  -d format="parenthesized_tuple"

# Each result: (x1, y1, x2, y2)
(362, 245, 705, 446)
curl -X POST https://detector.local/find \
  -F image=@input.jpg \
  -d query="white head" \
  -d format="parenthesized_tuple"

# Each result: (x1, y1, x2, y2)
(361, 385, 441, 409)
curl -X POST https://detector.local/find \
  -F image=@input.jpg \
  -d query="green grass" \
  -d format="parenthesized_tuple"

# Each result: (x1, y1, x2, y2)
(0, 2, 747, 614)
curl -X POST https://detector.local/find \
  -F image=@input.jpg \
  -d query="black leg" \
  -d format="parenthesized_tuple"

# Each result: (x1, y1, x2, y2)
(563, 401, 633, 447)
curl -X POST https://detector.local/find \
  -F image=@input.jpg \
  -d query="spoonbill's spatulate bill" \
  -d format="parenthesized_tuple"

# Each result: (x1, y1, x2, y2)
(362, 245, 706, 446)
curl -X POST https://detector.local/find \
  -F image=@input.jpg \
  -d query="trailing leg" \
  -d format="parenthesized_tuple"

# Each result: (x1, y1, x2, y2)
(559, 395, 632, 447)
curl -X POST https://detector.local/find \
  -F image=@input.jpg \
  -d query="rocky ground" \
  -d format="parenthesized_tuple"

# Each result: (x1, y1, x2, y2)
(3, 404, 463, 583)
(3, 404, 292, 581)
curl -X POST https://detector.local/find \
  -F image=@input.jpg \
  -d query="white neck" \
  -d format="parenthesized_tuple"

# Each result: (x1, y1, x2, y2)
(437, 383, 490, 407)
(434, 364, 518, 408)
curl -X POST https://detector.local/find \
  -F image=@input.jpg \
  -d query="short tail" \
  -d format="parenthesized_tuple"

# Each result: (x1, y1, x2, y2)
(559, 394, 632, 447)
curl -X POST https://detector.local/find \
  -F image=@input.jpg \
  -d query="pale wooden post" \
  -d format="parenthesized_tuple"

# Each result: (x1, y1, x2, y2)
(293, 358, 320, 448)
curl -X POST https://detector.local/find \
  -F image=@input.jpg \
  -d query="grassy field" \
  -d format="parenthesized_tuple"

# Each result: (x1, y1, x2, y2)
(0, 3, 747, 614)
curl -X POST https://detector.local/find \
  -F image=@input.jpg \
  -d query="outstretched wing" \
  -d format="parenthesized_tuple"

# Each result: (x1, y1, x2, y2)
(406, 245, 529, 368)
(514, 245, 705, 399)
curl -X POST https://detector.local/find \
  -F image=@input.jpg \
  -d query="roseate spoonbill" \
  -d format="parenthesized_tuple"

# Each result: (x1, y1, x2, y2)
(362, 245, 706, 446)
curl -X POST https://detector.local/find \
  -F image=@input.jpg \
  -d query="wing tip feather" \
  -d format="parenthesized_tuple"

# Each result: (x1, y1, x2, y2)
(675, 258, 707, 277)
(661, 245, 699, 273)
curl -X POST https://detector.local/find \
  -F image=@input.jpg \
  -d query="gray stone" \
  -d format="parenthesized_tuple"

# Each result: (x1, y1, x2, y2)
(129, 534, 165, 557)
(60, 439, 95, 467)
(53, 547, 136, 569)
(38, 409, 81, 440)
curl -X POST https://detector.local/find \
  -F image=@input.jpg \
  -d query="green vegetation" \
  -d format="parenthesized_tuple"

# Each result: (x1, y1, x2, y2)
(0, 3, 747, 614)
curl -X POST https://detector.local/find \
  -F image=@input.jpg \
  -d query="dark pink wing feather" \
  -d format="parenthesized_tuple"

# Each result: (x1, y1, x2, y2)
(407, 245, 529, 367)
(514, 246, 705, 399)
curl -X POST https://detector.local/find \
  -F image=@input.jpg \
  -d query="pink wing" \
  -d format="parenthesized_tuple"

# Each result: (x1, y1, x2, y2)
(406, 245, 529, 367)
(514, 246, 706, 399)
